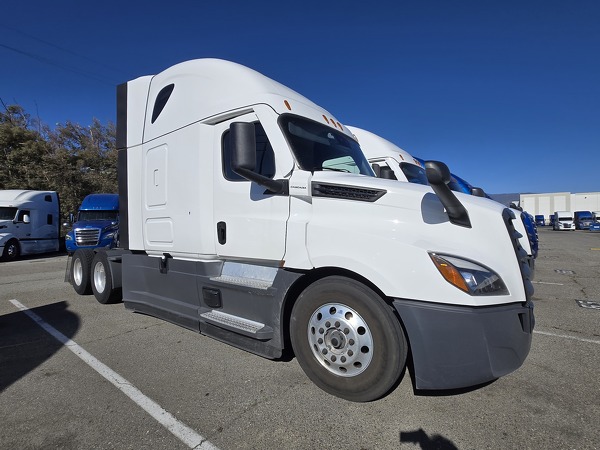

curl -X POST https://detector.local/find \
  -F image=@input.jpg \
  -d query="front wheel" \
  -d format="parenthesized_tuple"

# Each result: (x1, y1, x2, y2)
(2, 239, 20, 261)
(290, 276, 407, 402)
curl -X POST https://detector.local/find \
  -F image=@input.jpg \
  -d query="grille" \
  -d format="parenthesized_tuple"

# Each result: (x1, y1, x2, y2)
(312, 183, 386, 202)
(75, 228, 100, 246)
(503, 209, 534, 300)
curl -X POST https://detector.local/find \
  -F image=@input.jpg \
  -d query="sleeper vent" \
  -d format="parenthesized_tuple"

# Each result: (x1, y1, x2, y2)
(151, 84, 175, 124)
(312, 182, 386, 202)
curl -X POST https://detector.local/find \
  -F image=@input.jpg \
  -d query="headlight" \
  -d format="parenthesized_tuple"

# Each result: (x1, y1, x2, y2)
(65, 234, 73, 240)
(103, 232, 115, 239)
(429, 253, 509, 296)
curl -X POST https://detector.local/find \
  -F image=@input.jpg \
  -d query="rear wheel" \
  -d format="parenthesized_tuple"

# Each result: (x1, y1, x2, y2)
(71, 249, 94, 295)
(91, 251, 121, 304)
(2, 239, 20, 261)
(290, 276, 407, 402)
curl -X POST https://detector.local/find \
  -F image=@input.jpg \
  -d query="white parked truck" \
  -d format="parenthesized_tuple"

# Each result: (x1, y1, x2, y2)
(553, 211, 575, 231)
(349, 125, 537, 276)
(346, 126, 429, 185)
(69, 59, 534, 401)
(0, 190, 60, 261)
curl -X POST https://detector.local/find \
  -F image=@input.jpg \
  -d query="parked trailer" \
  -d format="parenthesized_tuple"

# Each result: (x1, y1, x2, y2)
(69, 59, 534, 401)
(0, 190, 60, 261)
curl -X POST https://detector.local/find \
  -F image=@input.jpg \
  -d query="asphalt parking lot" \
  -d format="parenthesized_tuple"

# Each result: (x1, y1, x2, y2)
(1, 227, 599, 450)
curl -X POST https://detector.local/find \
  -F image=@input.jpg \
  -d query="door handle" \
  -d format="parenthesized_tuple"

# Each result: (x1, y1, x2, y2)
(217, 222, 226, 245)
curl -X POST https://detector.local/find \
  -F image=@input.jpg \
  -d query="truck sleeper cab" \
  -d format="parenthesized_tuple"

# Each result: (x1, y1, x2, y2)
(71, 59, 534, 402)
(0, 190, 60, 261)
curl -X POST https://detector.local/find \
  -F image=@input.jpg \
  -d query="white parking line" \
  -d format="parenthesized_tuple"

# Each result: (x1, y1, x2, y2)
(9, 299, 219, 450)
(531, 281, 564, 285)
(534, 330, 600, 345)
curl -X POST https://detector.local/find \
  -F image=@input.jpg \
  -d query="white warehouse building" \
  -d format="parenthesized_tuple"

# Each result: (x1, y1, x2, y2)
(520, 192, 600, 219)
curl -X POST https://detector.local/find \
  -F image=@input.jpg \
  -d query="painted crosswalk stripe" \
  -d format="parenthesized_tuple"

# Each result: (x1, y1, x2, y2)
(534, 330, 600, 345)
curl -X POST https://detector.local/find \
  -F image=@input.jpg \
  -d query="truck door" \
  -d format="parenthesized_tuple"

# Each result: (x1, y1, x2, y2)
(14, 209, 35, 253)
(213, 113, 289, 262)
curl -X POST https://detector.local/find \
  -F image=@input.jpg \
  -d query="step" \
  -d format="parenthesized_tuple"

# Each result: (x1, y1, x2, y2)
(209, 262, 278, 290)
(200, 310, 273, 339)
(209, 274, 273, 290)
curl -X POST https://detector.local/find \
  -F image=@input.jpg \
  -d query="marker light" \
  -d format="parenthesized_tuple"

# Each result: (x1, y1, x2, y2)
(284, 100, 292, 110)
(429, 253, 509, 296)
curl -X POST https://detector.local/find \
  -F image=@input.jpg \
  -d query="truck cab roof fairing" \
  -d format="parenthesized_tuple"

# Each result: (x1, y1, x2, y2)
(141, 59, 348, 143)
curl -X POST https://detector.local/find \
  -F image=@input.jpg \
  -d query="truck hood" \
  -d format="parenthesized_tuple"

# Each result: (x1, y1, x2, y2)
(297, 172, 529, 306)
(72, 219, 118, 231)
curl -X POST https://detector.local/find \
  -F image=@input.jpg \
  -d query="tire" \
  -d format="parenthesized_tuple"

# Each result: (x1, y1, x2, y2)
(2, 239, 20, 261)
(71, 249, 94, 295)
(90, 251, 121, 304)
(290, 276, 407, 402)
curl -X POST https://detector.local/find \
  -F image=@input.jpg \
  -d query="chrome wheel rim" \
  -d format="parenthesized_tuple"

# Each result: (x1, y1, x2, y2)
(307, 303, 373, 377)
(93, 261, 106, 294)
(73, 259, 83, 286)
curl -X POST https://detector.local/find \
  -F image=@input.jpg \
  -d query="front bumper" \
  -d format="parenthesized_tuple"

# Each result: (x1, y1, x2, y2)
(393, 298, 534, 390)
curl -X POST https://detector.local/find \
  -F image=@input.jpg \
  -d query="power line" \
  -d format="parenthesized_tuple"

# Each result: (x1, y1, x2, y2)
(0, 23, 125, 77)
(0, 42, 116, 86)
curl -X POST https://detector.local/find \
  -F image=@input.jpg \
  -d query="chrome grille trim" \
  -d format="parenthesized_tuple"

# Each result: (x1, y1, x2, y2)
(74, 228, 100, 246)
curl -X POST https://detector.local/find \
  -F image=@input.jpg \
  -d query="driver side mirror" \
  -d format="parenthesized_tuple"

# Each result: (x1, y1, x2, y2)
(230, 122, 257, 174)
(229, 122, 287, 195)
(425, 161, 471, 228)
(471, 187, 486, 197)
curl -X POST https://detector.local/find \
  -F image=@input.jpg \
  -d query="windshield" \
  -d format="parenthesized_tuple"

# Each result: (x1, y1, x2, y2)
(78, 210, 118, 221)
(448, 175, 473, 195)
(400, 162, 428, 185)
(279, 115, 374, 176)
(0, 207, 17, 221)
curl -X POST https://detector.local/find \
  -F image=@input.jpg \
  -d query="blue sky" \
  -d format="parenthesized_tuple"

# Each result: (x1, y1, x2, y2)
(1, 1, 599, 194)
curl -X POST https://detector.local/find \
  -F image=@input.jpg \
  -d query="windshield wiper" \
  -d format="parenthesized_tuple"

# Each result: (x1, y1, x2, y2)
(313, 166, 351, 173)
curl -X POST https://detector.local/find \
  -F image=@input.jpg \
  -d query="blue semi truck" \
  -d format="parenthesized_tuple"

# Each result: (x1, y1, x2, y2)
(574, 211, 593, 230)
(65, 194, 119, 254)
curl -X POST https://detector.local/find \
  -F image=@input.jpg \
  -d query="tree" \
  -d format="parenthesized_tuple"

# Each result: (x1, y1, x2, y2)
(46, 119, 118, 217)
(0, 102, 118, 224)
(0, 104, 51, 190)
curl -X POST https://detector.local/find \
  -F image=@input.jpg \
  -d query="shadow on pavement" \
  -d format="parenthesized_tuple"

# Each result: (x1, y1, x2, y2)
(0, 301, 80, 392)
(400, 428, 458, 449)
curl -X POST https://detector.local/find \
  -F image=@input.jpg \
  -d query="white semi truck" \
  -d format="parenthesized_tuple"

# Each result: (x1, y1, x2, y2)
(346, 126, 429, 185)
(70, 59, 534, 401)
(0, 190, 60, 261)
(348, 126, 537, 275)
(553, 211, 575, 231)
